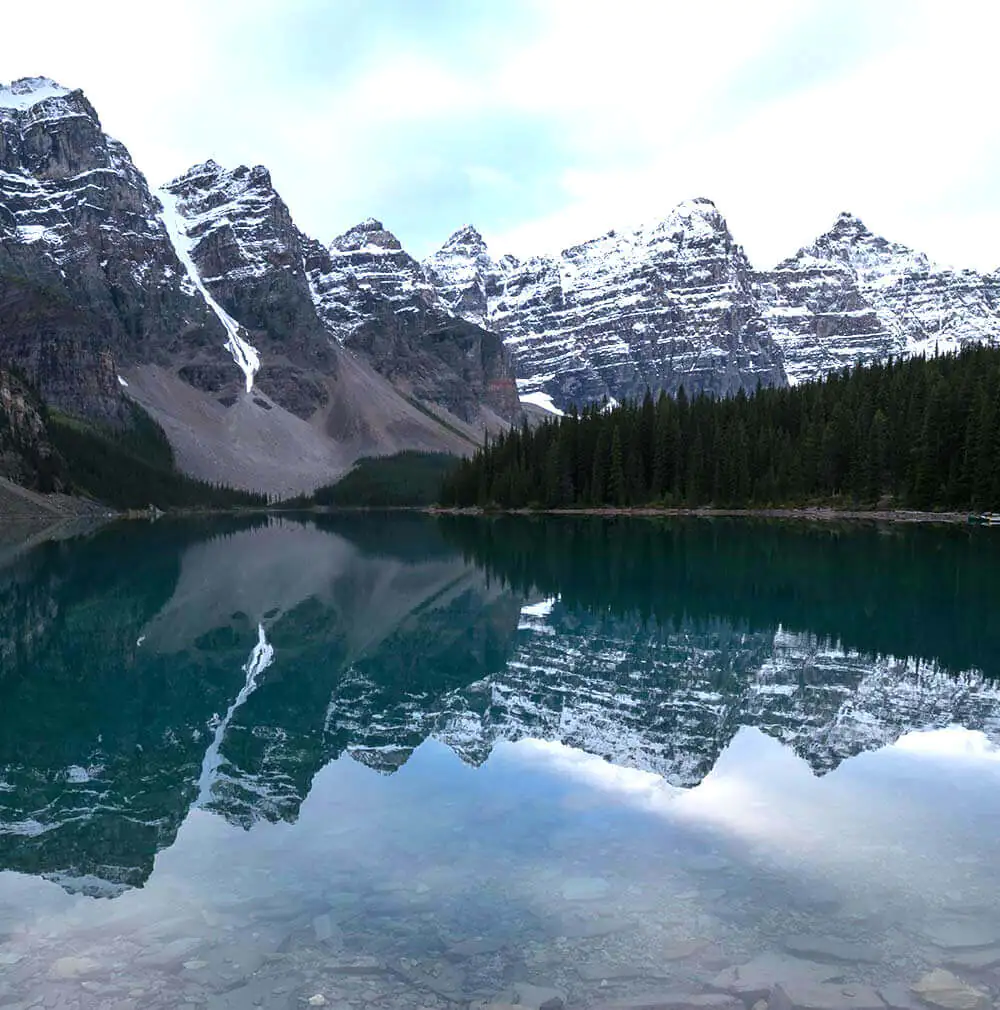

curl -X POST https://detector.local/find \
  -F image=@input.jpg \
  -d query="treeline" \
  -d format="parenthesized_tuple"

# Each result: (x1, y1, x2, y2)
(286, 452, 459, 509)
(441, 346, 1000, 511)
(49, 405, 267, 510)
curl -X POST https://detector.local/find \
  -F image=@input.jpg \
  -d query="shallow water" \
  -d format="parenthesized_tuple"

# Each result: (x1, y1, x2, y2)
(1, 515, 999, 1009)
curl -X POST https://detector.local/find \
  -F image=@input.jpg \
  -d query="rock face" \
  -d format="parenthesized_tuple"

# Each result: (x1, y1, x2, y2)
(425, 208, 1000, 411)
(0, 77, 520, 496)
(304, 218, 519, 423)
(0, 368, 60, 489)
(0, 77, 216, 423)
(758, 212, 1000, 385)
(425, 200, 787, 411)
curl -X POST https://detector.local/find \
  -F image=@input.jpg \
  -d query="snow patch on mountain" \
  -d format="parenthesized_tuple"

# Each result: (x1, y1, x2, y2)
(520, 391, 565, 416)
(157, 186, 261, 392)
(0, 77, 71, 111)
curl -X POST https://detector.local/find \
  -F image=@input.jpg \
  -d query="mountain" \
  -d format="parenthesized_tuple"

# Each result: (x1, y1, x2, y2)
(424, 200, 787, 411)
(4, 73, 999, 497)
(424, 207, 1000, 413)
(0, 78, 520, 498)
(758, 211, 1000, 385)
(302, 216, 519, 424)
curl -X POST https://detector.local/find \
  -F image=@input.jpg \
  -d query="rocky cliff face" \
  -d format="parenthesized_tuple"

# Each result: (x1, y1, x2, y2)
(758, 212, 1000, 385)
(0, 77, 521, 497)
(304, 218, 519, 423)
(425, 207, 1000, 411)
(0, 78, 219, 423)
(0, 368, 60, 489)
(425, 200, 788, 411)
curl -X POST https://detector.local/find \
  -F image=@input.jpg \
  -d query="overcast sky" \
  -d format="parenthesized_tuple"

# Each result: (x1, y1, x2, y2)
(5, 0, 998, 269)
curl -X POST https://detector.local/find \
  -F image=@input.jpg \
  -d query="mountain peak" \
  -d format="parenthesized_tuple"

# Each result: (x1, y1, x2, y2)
(831, 210, 872, 235)
(0, 76, 72, 111)
(441, 224, 487, 251)
(331, 218, 403, 254)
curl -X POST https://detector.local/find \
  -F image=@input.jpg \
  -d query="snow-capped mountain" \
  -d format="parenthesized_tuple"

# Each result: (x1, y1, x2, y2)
(0, 77, 520, 495)
(4, 73, 1000, 490)
(0, 77, 218, 423)
(425, 199, 787, 411)
(303, 217, 519, 423)
(759, 212, 1000, 385)
(424, 206, 1000, 412)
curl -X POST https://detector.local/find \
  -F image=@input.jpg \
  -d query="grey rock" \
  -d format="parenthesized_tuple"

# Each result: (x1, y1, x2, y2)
(909, 969, 991, 1010)
(943, 947, 1000, 971)
(561, 876, 611, 900)
(782, 935, 880, 965)
(134, 936, 204, 969)
(768, 980, 884, 1010)
(593, 994, 742, 1010)
(578, 962, 653, 982)
(711, 954, 843, 1003)
(922, 923, 1000, 951)
(878, 982, 917, 1010)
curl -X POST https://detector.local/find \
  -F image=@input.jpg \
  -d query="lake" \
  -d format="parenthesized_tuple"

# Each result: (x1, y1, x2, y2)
(1, 514, 999, 1010)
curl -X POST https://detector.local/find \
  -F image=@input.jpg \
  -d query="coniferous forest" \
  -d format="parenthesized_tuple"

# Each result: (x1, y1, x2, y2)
(440, 346, 1000, 511)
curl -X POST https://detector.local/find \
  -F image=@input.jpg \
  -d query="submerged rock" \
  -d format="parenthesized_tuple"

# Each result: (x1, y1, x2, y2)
(922, 922, 1000, 951)
(910, 969, 991, 1010)
(768, 980, 883, 1010)
(782, 935, 880, 964)
(711, 954, 843, 1003)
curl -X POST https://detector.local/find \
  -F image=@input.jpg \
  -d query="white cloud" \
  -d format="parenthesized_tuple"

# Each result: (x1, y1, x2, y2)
(3, 0, 998, 270)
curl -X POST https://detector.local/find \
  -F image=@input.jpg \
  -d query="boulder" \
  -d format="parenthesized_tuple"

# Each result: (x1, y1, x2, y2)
(910, 969, 990, 1010)
(783, 935, 880, 965)
(768, 981, 883, 1010)
(711, 954, 842, 1003)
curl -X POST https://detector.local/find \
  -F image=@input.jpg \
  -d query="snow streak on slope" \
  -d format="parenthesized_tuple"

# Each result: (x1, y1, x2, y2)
(196, 624, 274, 807)
(157, 187, 261, 393)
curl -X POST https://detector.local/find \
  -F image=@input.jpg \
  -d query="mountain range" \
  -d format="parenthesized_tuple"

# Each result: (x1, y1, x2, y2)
(2, 76, 999, 495)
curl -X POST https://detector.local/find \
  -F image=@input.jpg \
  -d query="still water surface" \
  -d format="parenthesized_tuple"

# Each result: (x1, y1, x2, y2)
(1, 515, 999, 1009)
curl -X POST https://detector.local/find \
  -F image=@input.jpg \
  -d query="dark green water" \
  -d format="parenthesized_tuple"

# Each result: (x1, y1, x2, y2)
(1, 515, 999, 1009)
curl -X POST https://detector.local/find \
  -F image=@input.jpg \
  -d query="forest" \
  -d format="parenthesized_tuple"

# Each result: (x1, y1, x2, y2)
(440, 346, 1000, 512)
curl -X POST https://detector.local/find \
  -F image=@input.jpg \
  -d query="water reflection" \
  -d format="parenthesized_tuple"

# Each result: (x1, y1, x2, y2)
(0, 515, 999, 1009)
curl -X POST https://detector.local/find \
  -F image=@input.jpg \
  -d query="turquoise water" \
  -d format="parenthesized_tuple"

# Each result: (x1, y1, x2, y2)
(1, 515, 999, 1009)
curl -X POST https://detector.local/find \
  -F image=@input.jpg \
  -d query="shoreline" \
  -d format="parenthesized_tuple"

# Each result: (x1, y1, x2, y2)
(426, 505, 975, 524)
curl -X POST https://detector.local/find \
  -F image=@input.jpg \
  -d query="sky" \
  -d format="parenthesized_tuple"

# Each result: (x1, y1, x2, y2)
(4, 0, 999, 270)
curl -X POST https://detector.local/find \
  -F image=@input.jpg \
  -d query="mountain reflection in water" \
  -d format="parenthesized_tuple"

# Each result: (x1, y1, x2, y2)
(0, 515, 999, 1010)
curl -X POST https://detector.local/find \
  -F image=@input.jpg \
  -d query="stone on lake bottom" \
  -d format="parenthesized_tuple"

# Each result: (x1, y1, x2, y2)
(687, 855, 732, 872)
(711, 954, 842, 1003)
(768, 981, 884, 1010)
(592, 993, 742, 1010)
(910, 969, 991, 1010)
(921, 923, 1000, 951)
(446, 936, 509, 958)
(561, 876, 611, 901)
(943, 947, 1000, 971)
(308, 996, 327, 1007)
(662, 940, 710, 961)
(51, 955, 102, 979)
(783, 935, 880, 965)
(878, 983, 916, 1010)
(134, 936, 203, 969)
(487, 982, 566, 1010)
(578, 962, 652, 982)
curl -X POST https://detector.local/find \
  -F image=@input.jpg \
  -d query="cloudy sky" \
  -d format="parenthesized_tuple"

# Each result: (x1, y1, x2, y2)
(5, 0, 998, 269)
